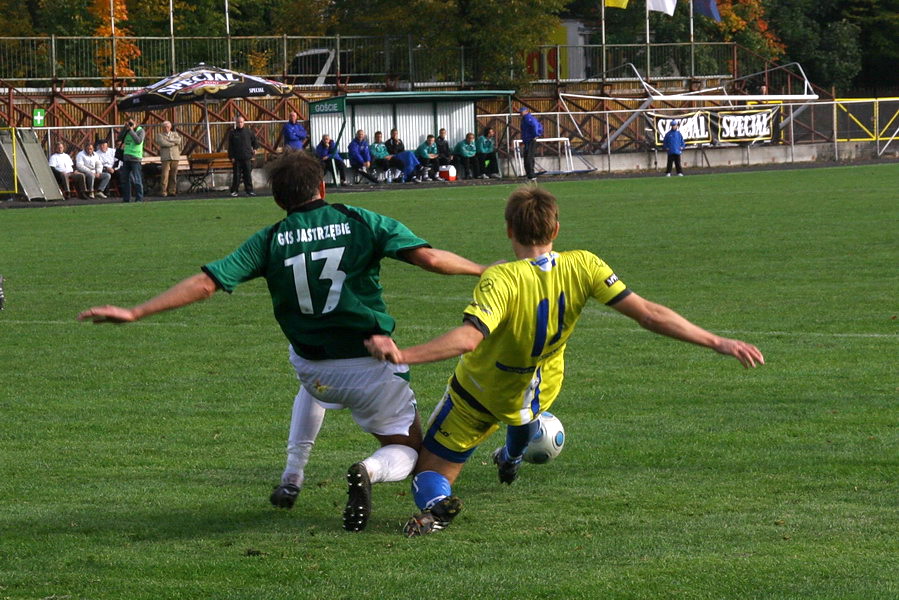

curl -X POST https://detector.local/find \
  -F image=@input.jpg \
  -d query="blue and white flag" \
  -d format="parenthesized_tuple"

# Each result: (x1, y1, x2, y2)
(693, 0, 721, 22)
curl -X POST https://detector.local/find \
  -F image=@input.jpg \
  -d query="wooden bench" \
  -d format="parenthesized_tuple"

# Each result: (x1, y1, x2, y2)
(187, 152, 230, 193)
(187, 151, 265, 193)
(141, 156, 191, 195)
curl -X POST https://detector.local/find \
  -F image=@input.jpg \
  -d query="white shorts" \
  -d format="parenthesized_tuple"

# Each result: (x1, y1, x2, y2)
(288, 346, 418, 436)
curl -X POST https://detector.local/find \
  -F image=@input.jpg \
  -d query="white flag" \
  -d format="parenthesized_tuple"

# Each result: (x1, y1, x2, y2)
(647, 0, 677, 16)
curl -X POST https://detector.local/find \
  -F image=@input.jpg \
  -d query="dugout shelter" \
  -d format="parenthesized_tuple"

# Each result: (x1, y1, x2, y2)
(308, 90, 514, 157)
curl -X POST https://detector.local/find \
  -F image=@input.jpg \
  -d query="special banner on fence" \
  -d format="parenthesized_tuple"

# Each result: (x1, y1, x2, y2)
(650, 106, 781, 146)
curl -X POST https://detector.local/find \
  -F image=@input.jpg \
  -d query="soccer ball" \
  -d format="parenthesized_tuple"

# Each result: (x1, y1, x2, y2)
(522, 412, 565, 464)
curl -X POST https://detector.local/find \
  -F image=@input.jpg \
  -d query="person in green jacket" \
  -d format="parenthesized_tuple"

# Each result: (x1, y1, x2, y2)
(415, 134, 440, 180)
(371, 131, 390, 171)
(453, 132, 479, 180)
(117, 118, 145, 203)
(476, 127, 500, 179)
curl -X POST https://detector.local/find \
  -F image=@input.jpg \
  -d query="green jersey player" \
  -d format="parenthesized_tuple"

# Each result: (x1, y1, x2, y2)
(78, 150, 485, 531)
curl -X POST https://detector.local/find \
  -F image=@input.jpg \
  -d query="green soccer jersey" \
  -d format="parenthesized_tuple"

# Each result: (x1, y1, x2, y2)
(203, 200, 429, 360)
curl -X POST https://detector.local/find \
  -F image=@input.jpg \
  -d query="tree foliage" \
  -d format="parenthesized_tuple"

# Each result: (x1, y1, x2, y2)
(91, 0, 140, 81)
(0, 0, 894, 92)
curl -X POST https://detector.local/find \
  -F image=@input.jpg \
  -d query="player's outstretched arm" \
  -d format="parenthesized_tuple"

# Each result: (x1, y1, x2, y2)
(77, 272, 219, 324)
(366, 323, 485, 365)
(611, 292, 764, 369)
(402, 247, 486, 276)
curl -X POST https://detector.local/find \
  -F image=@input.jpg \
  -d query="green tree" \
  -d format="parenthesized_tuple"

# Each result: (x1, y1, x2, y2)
(34, 0, 96, 35)
(839, 0, 899, 92)
(325, 0, 568, 86)
(1, 0, 35, 35)
(763, 0, 862, 92)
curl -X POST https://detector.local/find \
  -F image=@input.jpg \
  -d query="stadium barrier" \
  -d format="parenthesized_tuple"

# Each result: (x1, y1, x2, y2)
(0, 35, 747, 89)
(2, 98, 895, 200)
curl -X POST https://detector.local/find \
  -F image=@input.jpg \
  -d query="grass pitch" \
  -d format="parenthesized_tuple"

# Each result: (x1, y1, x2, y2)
(1, 164, 896, 599)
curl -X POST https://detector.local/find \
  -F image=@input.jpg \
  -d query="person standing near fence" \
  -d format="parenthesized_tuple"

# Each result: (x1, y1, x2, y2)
(117, 118, 145, 203)
(663, 120, 686, 177)
(227, 115, 258, 197)
(156, 121, 182, 197)
(519, 107, 542, 183)
(283, 111, 308, 151)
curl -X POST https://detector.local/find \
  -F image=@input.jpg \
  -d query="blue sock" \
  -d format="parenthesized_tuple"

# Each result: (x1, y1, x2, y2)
(412, 471, 452, 510)
(505, 420, 540, 460)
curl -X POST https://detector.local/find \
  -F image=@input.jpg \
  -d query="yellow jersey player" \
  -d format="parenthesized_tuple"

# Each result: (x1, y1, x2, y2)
(366, 186, 765, 537)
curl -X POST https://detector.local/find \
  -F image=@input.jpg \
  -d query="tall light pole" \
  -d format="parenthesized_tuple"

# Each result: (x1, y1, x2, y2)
(224, 0, 232, 69)
(169, 0, 176, 72)
(110, 0, 117, 83)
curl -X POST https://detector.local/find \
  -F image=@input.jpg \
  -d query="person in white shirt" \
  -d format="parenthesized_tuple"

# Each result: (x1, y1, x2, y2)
(49, 142, 86, 198)
(75, 142, 111, 199)
(97, 140, 119, 176)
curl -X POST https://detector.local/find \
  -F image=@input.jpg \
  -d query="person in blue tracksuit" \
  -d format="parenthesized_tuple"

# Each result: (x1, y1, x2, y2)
(315, 134, 347, 185)
(394, 150, 423, 183)
(662, 120, 686, 177)
(519, 106, 543, 181)
(348, 129, 379, 184)
(282, 111, 308, 151)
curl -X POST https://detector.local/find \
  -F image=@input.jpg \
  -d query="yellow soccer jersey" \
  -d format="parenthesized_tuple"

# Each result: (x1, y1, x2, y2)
(454, 250, 629, 425)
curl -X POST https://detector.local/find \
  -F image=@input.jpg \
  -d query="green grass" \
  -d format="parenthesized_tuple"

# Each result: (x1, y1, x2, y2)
(1, 164, 897, 599)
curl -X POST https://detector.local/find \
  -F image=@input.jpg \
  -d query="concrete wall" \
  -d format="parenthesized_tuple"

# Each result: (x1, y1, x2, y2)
(196, 140, 889, 192)
(517, 140, 889, 178)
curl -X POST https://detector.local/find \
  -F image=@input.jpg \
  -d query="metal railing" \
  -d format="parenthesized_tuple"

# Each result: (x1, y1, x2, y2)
(0, 35, 741, 87)
(528, 42, 735, 82)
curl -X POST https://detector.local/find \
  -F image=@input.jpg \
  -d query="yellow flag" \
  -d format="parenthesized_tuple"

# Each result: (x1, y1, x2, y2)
(605, 0, 629, 7)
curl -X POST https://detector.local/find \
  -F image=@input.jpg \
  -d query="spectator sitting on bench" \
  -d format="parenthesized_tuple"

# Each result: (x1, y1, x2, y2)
(315, 134, 347, 185)
(436, 128, 453, 167)
(347, 129, 379, 184)
(49, 142, 86, 198)
(476, 127, 501, 179)
(97, 139, 120, 183)
(385, 128, 405, 156)
(415, 134, 441, 181)
(453, 132, 479, 180)
(370, 131, 391, 175)
(75, 142, 111, 199)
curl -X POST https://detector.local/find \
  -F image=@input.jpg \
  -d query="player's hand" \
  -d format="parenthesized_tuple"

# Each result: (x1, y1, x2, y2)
(714, 338, 765, 368)
(77, 305, 138, 324)
(365, 335, 403, 364)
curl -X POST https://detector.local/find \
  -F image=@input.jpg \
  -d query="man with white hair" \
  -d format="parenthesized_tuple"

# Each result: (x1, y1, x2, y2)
(155, 121, 182, 197)
(75, 142, 110, 199)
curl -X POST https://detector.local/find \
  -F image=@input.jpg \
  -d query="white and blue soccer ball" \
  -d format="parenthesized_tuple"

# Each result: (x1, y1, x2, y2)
(522, 411, 565, 464)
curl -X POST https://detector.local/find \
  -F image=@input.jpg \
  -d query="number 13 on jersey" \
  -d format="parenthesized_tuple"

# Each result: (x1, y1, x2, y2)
(284, 247, 346, 314)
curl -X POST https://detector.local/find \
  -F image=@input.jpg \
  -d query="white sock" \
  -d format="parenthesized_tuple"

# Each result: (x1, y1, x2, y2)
(362, 444, 418, 484)
(281, 389, 326, 486)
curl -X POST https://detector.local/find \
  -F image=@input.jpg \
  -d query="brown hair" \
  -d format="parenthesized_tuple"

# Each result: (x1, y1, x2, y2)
(504, 186, 559, 245)
(267, 150, 323, 212)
